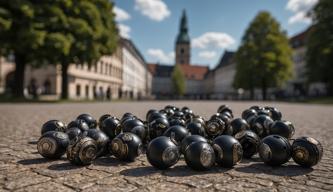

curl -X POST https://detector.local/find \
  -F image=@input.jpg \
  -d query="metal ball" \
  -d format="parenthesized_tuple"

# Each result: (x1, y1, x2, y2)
(269, 120, 295, 139)
(163, 125, 189, 144)
(205, 118, 225, 138)
(181, 135, 207, 154)
(146, 136, 180, 169)
(100, 117, 121, 139)
(87, 129, 110, 157)
(168, 118, 186, 127)
(98, 114, 111, 128)
(110, 132, 143, 162)
(37, 131, 69, 159)
(235, 130, 260, 158)
(67, 119, 89, 132)
(231, 118, 249, 135)
(264, 107, 282, 121)
(147, 112, 167, 123)
(77, 114, 97, 129)
(250, 115, 273, 138)
(122, 119, 146, 141)
(259, 135, 291, 166)
(66, 127, 82, 141)
(148, 117, 169, 140)
(67, 136, 98, 165)
(242, 109, 257, 120)
(41, 120, 67, 135)
(184, 141, 215, 170)
(186, 122, 206, 137)
(217, 105, 233, 117)
(292, 137, 323, 167)
(212, 135, 243, 167)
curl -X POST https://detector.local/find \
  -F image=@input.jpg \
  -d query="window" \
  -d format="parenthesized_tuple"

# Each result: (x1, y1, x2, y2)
(180, 48, 184, 54)
(76, 84, 81, 97)
(85, 85, 89, 98)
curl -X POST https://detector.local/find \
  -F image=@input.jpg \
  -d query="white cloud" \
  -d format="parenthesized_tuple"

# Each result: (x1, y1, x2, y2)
(134, 0, 170, 22)
(192, 32, 235, 49)
(286, 0, 318, 24)
(118, 24, 131, 38)
(147, 49, 174, 63)
(198, 51, 217, 60)
(113, 6, 131, 21)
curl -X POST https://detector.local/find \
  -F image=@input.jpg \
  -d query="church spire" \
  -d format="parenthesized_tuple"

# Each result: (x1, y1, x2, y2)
(176, 10, 190, 44)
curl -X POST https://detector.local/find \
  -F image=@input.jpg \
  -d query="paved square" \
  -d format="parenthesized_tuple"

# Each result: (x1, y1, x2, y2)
(0, 101, 332, 191)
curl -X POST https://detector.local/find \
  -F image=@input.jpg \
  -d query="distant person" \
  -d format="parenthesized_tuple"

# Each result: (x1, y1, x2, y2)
(106, 87, 111, 100)
(28, 78, 38, 99)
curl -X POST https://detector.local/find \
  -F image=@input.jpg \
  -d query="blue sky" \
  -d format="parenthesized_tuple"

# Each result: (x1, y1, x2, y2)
(113, 0, 317, 69)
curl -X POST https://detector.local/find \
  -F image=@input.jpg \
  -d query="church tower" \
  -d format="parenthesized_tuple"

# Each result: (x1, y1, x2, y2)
(175, 10, 190, 65)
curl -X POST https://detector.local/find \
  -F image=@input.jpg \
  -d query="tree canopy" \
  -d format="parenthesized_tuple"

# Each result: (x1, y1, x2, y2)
(172, 64, 186, 97)
(306, 0, 333, 95)
(234, 11, 293, 100)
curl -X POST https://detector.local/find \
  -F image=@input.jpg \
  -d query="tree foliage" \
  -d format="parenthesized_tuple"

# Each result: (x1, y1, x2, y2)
(171, 64, 186, 97)
(306, 0, 333, 95)
(234, 11, 293, 100)
(0, 0, 118, 98)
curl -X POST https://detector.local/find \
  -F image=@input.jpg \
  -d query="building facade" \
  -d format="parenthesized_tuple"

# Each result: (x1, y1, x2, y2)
(0, 38, 152, 100)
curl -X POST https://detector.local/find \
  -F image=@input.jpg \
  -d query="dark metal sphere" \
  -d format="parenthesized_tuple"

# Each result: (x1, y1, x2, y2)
(67, 119, 89, 132)
(67, 136, 98, 165)
(163, 125, 189, 144)
(100, 117, 121, 139)
(122, 119, 146, 141)
(87, 129, 110, 157)
(146, 109, 159, 120)
(251, 115, 273, 138)
(269, 120, 295, 139)
(257, 109, 270, 116)
(181, 135, 207, 154)
(168, 118, 186, 127)
(163, 108, 175, 117)
(184, 141, 215, 170)
(235, 130, 260, 158)
(212, 135, 243, 167)
(264, 107, 282, 121)
(292, 137, 323, 167)
(147, 112, 167, 123)
(146, 136, 180, 169)
(241, 109, 257, 121)
(41, 120, 67, 135)
(217, 105, 233, 117)
(259, 135, 291, 166)
(148, 117, 169, 140)
(231, 118, 249, 135)
(249, 105, 261, 111)
(98, 114, 111, 128)
(77, 114, 97, 129)
(186, 122, 206, 137)
(122, 112, 135, 120)
(66, 127, 82, 141)
(205, 118, 225, 138)
(187, 115, 205, 126)
(110, 132, 143, 162)
(172, 111, 184, 119)
(37, 131, 69, 159)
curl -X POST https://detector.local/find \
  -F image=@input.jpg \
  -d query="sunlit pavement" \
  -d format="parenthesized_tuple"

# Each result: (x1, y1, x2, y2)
(0, 101, 332, 191)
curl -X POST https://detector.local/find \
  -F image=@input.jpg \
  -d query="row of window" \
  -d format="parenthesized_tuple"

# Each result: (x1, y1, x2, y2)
(75, 61, 122, 79)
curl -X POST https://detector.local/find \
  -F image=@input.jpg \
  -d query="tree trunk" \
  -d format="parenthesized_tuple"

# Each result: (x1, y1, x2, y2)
(13, 52, 26, 98)
(61, 62, 69, 100)
(262, 79, 267, 100)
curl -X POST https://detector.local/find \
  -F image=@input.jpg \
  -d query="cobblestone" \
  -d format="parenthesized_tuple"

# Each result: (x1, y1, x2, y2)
(0, 101, 332, 191)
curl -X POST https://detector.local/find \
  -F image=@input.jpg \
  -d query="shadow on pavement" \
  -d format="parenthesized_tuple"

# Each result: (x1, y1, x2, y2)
(235, 163, 313, 176)
(93, 156, 133, 166)
(120, 164, 232, 177)
(48, 162, 82, 171)
(28, 140, 38, 145)
(17, 157, 62, 165)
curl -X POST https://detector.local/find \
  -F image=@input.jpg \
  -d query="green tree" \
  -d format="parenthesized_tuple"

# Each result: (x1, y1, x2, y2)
(234, 11, 293, 100)
(38, 0, 118, 99)
(306, 0, 333, 95)
(0, 1, 47, 97)
(172, 64, 185, 97)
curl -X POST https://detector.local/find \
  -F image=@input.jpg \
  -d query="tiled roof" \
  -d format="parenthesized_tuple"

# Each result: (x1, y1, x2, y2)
(147, 63, 209, 80)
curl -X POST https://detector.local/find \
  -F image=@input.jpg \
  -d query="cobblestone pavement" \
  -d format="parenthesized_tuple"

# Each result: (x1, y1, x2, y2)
(0, 101, 333, 192)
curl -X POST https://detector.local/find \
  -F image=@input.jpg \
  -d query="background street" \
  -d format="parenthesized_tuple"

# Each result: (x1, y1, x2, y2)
(0, 101, 332, 191)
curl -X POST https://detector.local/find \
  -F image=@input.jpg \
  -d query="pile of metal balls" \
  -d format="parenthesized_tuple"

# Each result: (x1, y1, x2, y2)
(37, 105, 323, 170)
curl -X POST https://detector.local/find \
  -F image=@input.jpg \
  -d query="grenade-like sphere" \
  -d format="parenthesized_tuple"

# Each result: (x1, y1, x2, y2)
(187, 122, 206, 137)
(163, 125, 189, 144)
(269, 120, 295, 139)
(235, 130, 260, 158)
(231, 118, 249, 135)
(292, 137, 323, 167)
(37, 131, 69, 159)
(66, 136, 98, 165)
(110, 132, 143, 162)
(184, 141, 215, 170)
(251, 115, 273, 138)
(181, 135, 208, 154)
(41, 120, 67, 135)
(212, 135, 243, 167)
(101, 117, 121, 139)
(66, 127, 82, 141)
(122, 119, 146, 141)
(146, 136, 180, 169)
(87, 129, 110, 157)
(67, 119, 89, 132)
(98, 114, 111, 128)
(77, 114, 97, 129)
(149, 117, 169, 140)
(205, 118, 225, 138)
(258, 135, 291, 166)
